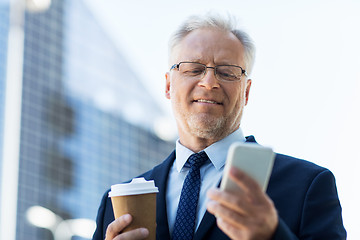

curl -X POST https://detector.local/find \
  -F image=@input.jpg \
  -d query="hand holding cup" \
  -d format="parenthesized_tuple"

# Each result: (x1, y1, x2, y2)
(105, 213, 149, 240)
(108, 178, 158, 240)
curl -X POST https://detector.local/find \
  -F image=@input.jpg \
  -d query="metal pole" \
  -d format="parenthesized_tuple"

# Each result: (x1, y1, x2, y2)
(0, 0, 25, 239)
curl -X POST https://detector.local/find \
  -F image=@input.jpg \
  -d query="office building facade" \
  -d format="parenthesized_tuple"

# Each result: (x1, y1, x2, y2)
(0, 0, 174, 239)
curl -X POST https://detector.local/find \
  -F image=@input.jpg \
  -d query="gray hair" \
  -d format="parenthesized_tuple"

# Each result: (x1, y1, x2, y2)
(168, 13, 256, 75)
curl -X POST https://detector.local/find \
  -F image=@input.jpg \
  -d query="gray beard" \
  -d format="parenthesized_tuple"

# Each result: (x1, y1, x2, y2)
(187, 114, 228, 140)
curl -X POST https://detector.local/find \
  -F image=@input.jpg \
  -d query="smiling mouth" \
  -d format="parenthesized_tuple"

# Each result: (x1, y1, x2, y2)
(193, 99, 222, 105)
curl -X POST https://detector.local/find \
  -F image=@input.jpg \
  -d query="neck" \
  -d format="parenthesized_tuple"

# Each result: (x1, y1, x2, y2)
(178, 137, 216, 153)
(178, 128, 238, 153)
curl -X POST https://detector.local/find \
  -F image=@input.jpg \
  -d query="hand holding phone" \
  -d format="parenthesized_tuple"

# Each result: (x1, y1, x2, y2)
(220, 143, 275, 192)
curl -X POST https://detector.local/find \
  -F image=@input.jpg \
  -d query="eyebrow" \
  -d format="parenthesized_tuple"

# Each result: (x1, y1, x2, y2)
(183, 58, 203, 63)
(183, 59, 236, 66)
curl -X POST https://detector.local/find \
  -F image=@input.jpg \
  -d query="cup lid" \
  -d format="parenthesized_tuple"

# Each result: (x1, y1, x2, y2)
(108, 177, 159, 197)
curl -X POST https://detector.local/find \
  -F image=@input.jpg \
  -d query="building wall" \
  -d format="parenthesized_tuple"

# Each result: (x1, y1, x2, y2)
(16, 1, 67, 238)
(0, 0, 175, 239)
(0, 1, 9, 203)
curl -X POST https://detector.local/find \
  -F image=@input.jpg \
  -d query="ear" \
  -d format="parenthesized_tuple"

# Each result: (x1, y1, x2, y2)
(244, 79, 252, 105)
(165, 72, 171, 99)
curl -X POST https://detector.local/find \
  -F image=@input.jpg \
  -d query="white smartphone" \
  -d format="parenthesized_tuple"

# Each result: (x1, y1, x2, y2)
(220, 143, 275, 192)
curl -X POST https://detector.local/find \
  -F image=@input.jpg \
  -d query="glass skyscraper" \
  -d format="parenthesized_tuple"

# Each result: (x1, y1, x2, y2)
(0, 0, 9, 188)
(0, 0, 174, 239)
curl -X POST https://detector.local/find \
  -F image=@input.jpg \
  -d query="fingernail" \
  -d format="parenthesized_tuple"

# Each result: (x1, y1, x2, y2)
(123, 214, 131, 222)
(207, 200, 215, 207)
(230, 166, 239, 175)
(207, 188, 218, 197)
(140, 228, 149, 236)
(206, 200, 216, 211)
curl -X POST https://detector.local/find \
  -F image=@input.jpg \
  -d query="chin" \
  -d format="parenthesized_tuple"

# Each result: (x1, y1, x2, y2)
(187, 115, 228, 140)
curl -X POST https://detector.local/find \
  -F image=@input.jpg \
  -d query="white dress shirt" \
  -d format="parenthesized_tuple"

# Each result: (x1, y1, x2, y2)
(166, 128, 246, 235)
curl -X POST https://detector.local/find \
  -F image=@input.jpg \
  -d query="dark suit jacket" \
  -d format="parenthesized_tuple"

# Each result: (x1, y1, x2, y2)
(92, 136, 346, 239)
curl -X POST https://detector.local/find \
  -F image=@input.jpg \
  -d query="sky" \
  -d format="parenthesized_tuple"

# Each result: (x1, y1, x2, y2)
(85, 0, 360, 238)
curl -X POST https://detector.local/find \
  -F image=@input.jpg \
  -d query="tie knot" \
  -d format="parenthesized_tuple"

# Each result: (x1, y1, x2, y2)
(187, 151, 209, 169)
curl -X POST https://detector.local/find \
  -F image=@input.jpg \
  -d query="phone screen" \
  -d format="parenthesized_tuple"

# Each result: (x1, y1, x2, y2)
(220, 143, 275, 192)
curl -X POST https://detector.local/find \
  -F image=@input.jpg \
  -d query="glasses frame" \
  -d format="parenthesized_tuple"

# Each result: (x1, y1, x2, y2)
(170, 61, 248, 82)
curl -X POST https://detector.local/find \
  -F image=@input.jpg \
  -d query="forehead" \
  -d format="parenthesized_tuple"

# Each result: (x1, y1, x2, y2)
(171, 28, 245, 65)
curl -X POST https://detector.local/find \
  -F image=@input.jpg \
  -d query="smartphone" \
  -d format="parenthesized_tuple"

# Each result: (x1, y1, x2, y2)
(220, 142, 275, 192)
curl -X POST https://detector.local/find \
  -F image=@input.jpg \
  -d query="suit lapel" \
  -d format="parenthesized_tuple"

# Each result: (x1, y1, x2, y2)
(149, 151, 175, 240)
(193, 210, 216, 240)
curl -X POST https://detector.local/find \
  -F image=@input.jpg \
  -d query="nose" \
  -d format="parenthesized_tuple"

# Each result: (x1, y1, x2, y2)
(198, 67, 220, 89)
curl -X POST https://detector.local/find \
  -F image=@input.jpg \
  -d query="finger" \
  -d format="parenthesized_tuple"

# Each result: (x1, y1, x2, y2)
(208, 201, 277, 240)
(229, 167, 265, 200)
(216, 217, 248, 240)
(207, 188, 232, 202)
(209, 187, 275, 219)
(217, 209, 278, 240)
(207, 188, 252, 214)
(105, 214, 132, 240)
(207, 200, 247, 226)
(113, 228, 149, 240)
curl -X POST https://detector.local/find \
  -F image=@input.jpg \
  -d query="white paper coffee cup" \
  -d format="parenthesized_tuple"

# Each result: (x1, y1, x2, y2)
(109, 178, 158, 240)
(109, 177, 159, 197)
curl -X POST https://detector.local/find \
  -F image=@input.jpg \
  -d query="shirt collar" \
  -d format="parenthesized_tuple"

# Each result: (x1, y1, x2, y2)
(175, 128, 246, 172)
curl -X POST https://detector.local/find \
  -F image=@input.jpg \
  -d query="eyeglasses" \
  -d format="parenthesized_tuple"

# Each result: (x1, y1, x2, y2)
(170, 61, 247, 82)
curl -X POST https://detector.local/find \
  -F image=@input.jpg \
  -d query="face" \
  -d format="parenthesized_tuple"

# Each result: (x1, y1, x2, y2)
(165, 28, 251, 145)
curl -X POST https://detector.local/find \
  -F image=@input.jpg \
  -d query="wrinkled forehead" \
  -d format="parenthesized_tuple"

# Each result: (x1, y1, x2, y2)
(169, 28, 245, 67)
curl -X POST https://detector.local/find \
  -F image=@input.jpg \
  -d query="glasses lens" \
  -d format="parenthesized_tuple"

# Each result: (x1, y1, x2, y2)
(178, 62, 206, 78)
(216, 66, 242, 81)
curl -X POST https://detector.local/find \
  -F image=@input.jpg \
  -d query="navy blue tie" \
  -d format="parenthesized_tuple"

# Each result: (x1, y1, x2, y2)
(172, 151, 209, 240)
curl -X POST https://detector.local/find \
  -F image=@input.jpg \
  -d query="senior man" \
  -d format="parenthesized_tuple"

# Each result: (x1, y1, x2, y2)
(93, 14, 346, 240)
